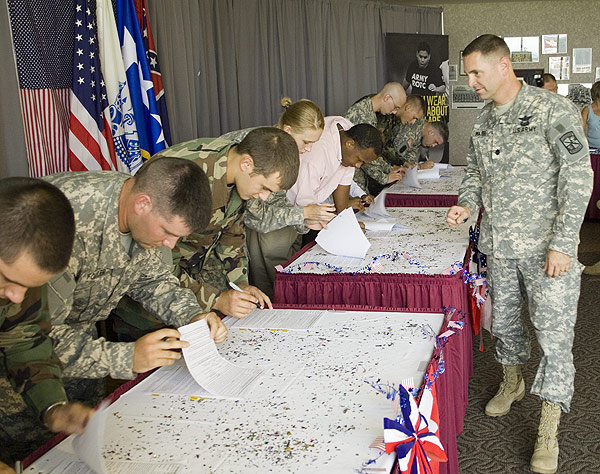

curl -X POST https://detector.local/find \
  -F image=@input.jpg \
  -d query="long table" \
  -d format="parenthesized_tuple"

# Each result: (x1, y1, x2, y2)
(23, 309, 465, 474)
(384, 166, 464, 208)
(272, 205, 478, 474)
(273, 207, 473, 313)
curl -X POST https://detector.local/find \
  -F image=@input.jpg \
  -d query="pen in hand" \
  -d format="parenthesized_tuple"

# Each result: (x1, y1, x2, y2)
(228, 281, 264, 309)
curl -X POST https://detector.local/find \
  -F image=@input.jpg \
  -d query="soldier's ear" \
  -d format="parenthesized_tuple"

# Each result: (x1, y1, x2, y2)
(133, 193, 153, 216)
(498, 56, 511, 76)
(239, 154, 255, 173)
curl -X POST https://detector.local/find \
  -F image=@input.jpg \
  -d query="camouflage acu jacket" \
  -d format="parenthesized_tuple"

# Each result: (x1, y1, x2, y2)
(345, 96, 403, 186)
(154, 138, 249, 311)
(344, 96, 377, 127)
(344, 94, 399, 144)
(43, 172, 203, 380)
(458, 83, 593, 258)
(384, 119, 425, 166)
(244, 191, 307, 234)
(0, 288, 67, 418)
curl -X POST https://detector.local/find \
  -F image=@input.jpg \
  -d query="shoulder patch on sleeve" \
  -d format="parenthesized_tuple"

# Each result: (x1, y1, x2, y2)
(47, 272, 76, 315)
(559, 131, 584, 154)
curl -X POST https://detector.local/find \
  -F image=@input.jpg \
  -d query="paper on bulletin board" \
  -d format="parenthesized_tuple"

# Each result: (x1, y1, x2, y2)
(573, 48, 592, 74)
(542, 34, 567, 54)
(549, 56, 570, 81)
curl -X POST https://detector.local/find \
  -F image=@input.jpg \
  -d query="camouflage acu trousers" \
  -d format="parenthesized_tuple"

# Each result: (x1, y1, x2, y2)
(246, 227, 301, 298)
(487, 255, 583, 412)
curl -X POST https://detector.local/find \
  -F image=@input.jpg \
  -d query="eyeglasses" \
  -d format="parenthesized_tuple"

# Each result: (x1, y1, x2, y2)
(390, 96, 403, 112)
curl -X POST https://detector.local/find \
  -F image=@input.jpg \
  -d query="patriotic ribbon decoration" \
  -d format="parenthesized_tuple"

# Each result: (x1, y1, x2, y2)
(383, 385, 447, 474)
(469, 224, 487, 274)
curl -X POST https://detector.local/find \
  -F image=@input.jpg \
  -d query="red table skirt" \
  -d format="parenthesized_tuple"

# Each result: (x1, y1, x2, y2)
(585, 153, 600, 219)
(274, 237, 473, 313)
(385, 193, 457, 208)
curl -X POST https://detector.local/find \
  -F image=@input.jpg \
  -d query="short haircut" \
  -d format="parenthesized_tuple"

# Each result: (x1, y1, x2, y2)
(591, 81, 600, 102)
(427, 121, 449, 143)
(277, 97, 325, 134)
(0, 177, 75, 273)
(236, 127, 300, 190)
(346, 123, 383, 156)
(381, 82, 407, 103)
(133, 157, 212, 233)
(406, 94, 426, 113)
(542, 73, 557, 85)
(463, 34, 510, 59)
(417, 42, 431, 54)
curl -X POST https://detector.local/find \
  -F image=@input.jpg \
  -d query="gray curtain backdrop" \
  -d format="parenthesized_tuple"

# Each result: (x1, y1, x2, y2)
(0, 0, 28, 177)
(146, 0, 442, 143)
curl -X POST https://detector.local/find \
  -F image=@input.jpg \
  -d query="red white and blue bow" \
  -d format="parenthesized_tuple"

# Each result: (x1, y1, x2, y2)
(383, 385, 447, 474)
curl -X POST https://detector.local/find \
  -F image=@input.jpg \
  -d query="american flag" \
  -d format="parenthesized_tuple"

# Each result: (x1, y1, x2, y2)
(68, 0, 117, 171)
(7, 0, 74, 177)
(135, 0, 172, 146)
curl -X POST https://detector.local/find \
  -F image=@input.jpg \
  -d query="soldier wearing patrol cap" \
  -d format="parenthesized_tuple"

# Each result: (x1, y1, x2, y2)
(447, 34, 593, 474)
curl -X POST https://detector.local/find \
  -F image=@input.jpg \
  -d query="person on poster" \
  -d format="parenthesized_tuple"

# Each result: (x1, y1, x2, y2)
(403, 41, 446, 97)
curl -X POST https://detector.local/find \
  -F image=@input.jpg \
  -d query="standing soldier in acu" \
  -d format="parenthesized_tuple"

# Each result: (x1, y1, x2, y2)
(447, 34, 592, 474)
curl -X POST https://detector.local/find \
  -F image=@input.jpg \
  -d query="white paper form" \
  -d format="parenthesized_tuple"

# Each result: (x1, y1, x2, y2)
(364, 187, 391, 218)
(402, 166, 421, 188)
(72, 401, 109, 474)
(287, 244, 371, 269)
(417, 167, 440, 180)
(225, 308, 325, 330)
(178, 319, 263, 399)
(47, 460, 184, 474)
(315, 207, 370, 258)
(362, 220, 395, 232)
(136, 362, 210, 396)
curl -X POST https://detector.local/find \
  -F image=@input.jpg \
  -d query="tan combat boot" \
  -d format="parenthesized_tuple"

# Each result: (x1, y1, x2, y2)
(583, 261, 600, 275)
(484, 364, 525, 416)
(530, 401, 561, 474)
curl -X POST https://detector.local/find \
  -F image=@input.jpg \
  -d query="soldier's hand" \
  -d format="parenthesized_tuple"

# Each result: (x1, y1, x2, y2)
(360, 194, 375, 206)
(543, 250, 571, 278)
(418, 160, 435, 170)
(190, 312, 228, 343)
(358, 221, 366, 233)
(348, 197, 366, 212)
(0, 461, 16, 474)
(239, 284, 273, 310)
(446, 206, 470, 226)
(387, 166, 406, 183)
(44, 402, 95, 435)
(133, 328, 189, 373)
(303, 203, 336, 221)
(213, 289, 260, 318)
